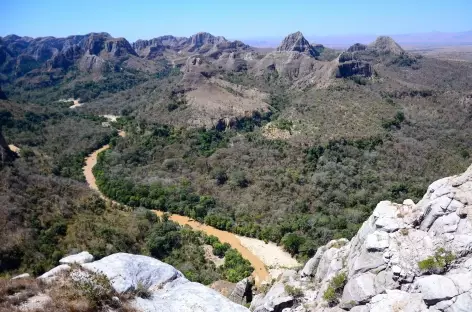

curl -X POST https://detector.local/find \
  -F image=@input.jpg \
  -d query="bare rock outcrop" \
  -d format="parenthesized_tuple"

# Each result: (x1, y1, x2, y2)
(253, 164, 472, 311)
(133, 35, 188, 59)
(229, 277, 253, 305)
(133, 32, 251, 60)
(38, 252, 250, 312)
(276, 32, 319, 57)
(368, 36, 404, 56)
(0, 32, 141, 76)
(336, 36, 411, 78)
(251, 32, 337, 87)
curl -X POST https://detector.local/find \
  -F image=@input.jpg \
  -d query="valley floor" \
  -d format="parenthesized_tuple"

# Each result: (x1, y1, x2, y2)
(81, 130, 297, 286)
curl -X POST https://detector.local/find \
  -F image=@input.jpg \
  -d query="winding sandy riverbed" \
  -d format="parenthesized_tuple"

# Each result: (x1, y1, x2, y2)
(82, 130, 298, 286)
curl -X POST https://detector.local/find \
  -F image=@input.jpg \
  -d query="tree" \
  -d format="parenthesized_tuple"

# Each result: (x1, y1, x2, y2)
(230, 170, 249, 188)
(146, 220, 181, 259)
(212, 167, 228, 185)
(281, 233, 306, 255)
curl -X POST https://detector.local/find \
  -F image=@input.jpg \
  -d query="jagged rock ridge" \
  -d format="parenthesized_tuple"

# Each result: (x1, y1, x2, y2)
(0, 32, 140, 76)
(133, 32, 251, 60)
(251, 31, 335, 86)
(252, 164, 472, 312)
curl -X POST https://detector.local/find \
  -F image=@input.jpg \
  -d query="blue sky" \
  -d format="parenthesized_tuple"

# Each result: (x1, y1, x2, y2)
(2, 0, 471, 41)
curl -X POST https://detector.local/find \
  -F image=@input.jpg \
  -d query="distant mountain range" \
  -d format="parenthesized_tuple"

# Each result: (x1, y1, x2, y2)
(242, 31, 472, 48)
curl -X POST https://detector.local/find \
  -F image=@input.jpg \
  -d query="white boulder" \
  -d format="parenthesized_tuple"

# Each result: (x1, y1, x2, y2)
(82, 253, 185, 293)
(414, 275, 458, 305)
(38, 264, 71, 280)
(133, 281, 249, 312)
(59, 251, 94, 264)
(365, 231, 389, 252)
(369, 290, 427, 312)
(81, 253, 249, 311)
(341, 272, 377, 304)
(12, 273, 30, 280)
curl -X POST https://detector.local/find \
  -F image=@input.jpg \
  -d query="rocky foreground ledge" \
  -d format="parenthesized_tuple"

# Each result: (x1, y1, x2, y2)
(252, 165, 472, 312)
(30, 252, 249, 312)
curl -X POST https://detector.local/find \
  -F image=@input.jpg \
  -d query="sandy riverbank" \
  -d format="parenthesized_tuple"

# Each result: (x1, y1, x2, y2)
(236, 235, 300, 269)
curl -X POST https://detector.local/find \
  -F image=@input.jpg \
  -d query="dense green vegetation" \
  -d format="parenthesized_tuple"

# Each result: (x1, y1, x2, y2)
(91, 112, 467, 262)
(145, 215, 253, 284)
(0, 98, 252, 285)
(0, 160, 251, 284)
(4, 67, 155, 106)
(0, 104, 114, 181)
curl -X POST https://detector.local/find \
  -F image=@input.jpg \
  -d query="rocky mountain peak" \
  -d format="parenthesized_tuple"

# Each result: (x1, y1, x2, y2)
(83, 33, 136, 57)
(276, 31, 319, 57)
(133, 35, 188, 59)
(188, 32, 226, 52)
(369, 36, 405, 55)
(347, 43, 368, 52)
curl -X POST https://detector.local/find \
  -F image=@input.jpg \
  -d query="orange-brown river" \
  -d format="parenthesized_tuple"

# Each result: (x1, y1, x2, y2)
(82, 131, 271, 285)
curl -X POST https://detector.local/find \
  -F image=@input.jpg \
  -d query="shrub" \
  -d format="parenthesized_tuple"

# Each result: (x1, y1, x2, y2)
(212, 167, 228, 185)
(418, 248, 455, 272)
(331, 272, 346, 290)
(323, 285, 337, 304)
(274, 119, 293, 132)
(212, 242, 231, 257)
(230, 170, 249, 188)
(73, 270, 115, 308)
(284, 284, 303, 298)
(322, 272, 347, 306)
(146, 220, 182, 259)
(281, 233, 306, 255)
(382, 111, 405, 130)
(221, 249, 254, 282)
(133, 281, 152, 299)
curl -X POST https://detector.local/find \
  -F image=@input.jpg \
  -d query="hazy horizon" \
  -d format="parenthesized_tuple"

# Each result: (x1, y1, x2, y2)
(2, 29, 472, 48)
(2, 0, 471, 44)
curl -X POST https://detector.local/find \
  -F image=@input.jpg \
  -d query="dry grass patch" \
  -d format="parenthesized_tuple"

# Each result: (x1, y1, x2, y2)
(0, 269, 137, 312)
